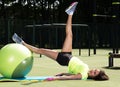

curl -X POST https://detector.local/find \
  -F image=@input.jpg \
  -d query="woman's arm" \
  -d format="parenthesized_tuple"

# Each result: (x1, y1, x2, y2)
(46, 73, 82, 81)
(55, 73, 75, 76)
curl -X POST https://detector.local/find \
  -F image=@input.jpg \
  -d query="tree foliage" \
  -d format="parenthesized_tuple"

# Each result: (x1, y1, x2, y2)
(0, 0, 61, 19)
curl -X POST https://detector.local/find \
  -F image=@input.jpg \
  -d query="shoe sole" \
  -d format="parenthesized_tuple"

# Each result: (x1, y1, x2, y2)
(65, 2, 78, 12)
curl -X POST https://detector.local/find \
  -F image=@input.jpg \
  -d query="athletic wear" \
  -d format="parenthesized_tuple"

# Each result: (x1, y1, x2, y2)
(56, 52, 72, 66)
(12, 33, 23, 44)
(65, 2, 78, 15)
(56, 52, 89, 80)
(68, 57, 89, 80)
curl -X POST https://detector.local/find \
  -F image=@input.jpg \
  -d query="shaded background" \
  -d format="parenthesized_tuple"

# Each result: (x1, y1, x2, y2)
(0, 0, 119, 52)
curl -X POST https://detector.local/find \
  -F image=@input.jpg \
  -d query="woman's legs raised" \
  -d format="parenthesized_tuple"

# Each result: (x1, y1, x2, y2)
(61, 1, 78, 52)
(22, 14, 73, 60)
(22, 42, 58, 60)
(12, 2, 78, 61)
(61, 15, 73, 52)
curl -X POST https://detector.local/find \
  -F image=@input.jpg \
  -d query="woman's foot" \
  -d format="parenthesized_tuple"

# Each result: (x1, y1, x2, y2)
(65, 2, 78, 15)
(12, 33, 23, 44)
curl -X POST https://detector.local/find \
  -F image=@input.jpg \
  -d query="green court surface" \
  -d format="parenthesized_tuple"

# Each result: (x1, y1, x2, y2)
(0, 49, 120, 87)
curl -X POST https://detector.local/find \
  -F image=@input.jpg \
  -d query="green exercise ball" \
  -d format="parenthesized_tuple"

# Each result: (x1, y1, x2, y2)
(0, 43, 33, 78)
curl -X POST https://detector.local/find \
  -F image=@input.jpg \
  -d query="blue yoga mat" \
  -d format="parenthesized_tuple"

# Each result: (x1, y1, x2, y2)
(0, 76, 52, 82)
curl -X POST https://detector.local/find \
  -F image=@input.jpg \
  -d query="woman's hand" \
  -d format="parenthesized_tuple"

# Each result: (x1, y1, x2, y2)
(55, 73, 65, 76)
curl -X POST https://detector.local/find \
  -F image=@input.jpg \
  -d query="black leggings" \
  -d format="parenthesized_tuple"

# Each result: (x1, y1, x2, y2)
(56, 52, 72, 66)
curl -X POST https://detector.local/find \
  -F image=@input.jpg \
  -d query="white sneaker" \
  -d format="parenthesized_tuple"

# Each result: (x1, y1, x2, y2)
(65, 2, 78, 15)
(12, 33, 23, 44)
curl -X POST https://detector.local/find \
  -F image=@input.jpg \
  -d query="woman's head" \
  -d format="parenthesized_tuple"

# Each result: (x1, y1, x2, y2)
(88, 69, 109, 81)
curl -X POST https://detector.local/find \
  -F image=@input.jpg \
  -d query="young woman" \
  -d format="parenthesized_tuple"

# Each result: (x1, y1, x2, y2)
(12, 2, 109, 81)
